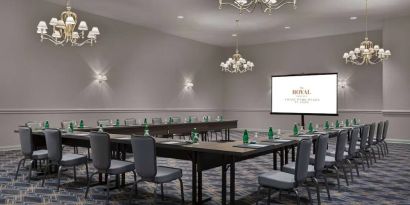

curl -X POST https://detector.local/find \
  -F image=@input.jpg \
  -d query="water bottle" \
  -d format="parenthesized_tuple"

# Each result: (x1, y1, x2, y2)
(268, 127, 274, 140)
(69, 122, 74, 133)
(115, 119, 120, 127)
(353, 118, 357, 125)
(98, 124, 103, 132)
(325, 121, 330, 130)
(188, 116, 192, 123)
(44, 121, 49, 129)
(308, 122, 313, 133)
(293, 123, 299, 136)
(143, 124, 150, 136)
(144, 118, 147, 125)
(242, 129, 249, 144)
(335, 120, 340, 128)
(79, 120, 84, 128)
(345, 119, 349, 127)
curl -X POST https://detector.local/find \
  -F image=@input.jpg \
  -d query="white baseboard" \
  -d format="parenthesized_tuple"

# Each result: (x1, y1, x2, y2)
(0, 145, 20, 151)
(386, 139, 410, 144)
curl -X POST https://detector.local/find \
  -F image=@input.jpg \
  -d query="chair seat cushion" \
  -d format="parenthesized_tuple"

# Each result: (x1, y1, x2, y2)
(282, 162, 315, 177)
(108, 160, 135, 175)
(154, 166, 182, 183)
(258, 170, 295, 190)
(310, 155, 335, 167)
(32, 149, 48, 160)
(61, 153, 88, 167)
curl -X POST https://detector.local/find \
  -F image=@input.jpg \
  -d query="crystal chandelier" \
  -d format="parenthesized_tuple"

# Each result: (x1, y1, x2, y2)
(36, 0, 100, 46)
(220, 20, 254, 74)
(218, 0, 296, 15)
(343, 0, 391, 65)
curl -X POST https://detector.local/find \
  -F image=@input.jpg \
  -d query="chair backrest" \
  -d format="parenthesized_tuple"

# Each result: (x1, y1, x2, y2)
(335, 130, 348, 162)
(294, 138, 312, 184)
(89, 132, 111, 171)
(172, 117, 181, 124)
(124, 118, 137, 126)
(375, 121, 384, 142)
(131, 136, 157, 180)
(26, 121, 43, 131)
(44, 129, 63, 163)
(348, 128, 360, 156)
(151, 118, 162, 125)
(19, 127, 33, 157)
(314, 134, 329, 173)
(97, 119, 112, 127)
(382, 120, 389, 141)
(61, 120, 77, 129)
(367, 122, 376, 146)
(360, 125, 370, 149)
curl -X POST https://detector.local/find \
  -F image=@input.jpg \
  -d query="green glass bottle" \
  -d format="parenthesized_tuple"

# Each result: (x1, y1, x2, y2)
(353, 118, 357, 125)
(308, 122, 314, 133)
(243, 129, 249, 144)
(188, 116, 192, 123)
(169, 117, 173, 124)
(345, 119, 349, 127)
(191, 128, 199, 143)
(325, 121, 329, 130)
(144, 118, 147, 125)
(69, 122, 74, 133)
(115, 119, 120, 127)
(44, 121, 49, 129)
(293, 123, 299, 136)
(268, 127, 274, 140)
(79, 120, 84, 128)
(336, 120, 340, 128)
(144, 124, 150, 136)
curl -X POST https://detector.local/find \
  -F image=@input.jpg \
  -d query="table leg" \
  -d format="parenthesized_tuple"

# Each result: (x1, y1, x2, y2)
(228, 129, 231, 141)
(280, 148, 284, 170)
(292, 146, 296, 162)
(222, 163, 227, 205)
(273, 151, 278, 170)
(192, 152, 197, 205)
(285, 147, 289, 164)
(230, 157, 235, 205)
(198, 170, 202, 204)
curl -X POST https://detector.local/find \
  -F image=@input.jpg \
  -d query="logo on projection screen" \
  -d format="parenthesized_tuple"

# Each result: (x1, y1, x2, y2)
(285, 87, 320, 104)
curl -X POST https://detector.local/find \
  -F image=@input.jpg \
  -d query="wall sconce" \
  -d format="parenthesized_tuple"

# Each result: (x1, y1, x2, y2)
(185, 81, 194, 89)
(96, 74, 107, 83)
(338, 80, 347, 89)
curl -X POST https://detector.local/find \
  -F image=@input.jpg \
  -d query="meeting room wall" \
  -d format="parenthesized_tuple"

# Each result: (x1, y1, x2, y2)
(222, 31, 390, 139)
(0, 0, 224, 149)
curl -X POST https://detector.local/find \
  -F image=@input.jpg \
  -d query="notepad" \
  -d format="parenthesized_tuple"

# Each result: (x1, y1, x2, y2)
(161, 141, 182, 145)
(234, 144, 269, 149)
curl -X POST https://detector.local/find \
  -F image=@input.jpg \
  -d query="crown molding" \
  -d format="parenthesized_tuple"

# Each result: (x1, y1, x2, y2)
(0, 108, 222, 114)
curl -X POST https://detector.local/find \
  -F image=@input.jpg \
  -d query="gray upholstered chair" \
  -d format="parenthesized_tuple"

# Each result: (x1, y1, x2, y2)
(124, 118, 137, 126)
(366, 123, 378, 164)
(381, 120, 389, 155)
(42, 129, 89, 191)
(283, 134, 331, 204)
(15, 127, 48, 182)
(97, 119, 112, 127)
(356, 124, 371, 169)
(344, 128, 360, 182)
(152, 118, 163, 125)
(131, 136, 184, 204)
(85, 132, 136, 202)
(257, 139, 312, 205)
(373, 121, 385, 159)
(321, 130, 349, 189)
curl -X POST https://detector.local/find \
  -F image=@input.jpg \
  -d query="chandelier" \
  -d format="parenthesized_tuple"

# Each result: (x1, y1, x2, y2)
(36, 0, 100, 46)
(220, 20, 254, 74)
(218, 0, 296, 15)
(343, 0, 391, 65)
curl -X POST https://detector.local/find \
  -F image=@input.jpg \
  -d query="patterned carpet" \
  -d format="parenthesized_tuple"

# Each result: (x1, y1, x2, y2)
(1, 132, 410, 205)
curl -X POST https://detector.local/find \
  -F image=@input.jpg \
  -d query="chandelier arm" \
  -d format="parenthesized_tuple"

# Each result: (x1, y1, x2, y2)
(73, 38, 95, 47)
(40, 34, 66, 46)
(270, 0, 297, 10)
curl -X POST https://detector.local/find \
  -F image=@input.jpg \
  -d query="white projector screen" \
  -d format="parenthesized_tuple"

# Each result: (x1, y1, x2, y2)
(271, 73, 338, 115)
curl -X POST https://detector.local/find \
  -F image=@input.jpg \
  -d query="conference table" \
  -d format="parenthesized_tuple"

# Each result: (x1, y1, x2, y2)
(19, 121, 350, 205)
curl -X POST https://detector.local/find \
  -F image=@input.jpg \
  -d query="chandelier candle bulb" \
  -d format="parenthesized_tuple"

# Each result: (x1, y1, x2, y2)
(218, 0, 296, 15)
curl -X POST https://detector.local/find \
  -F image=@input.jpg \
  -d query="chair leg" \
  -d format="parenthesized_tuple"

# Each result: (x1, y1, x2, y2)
(322, 175, 331, 200)
(42, 161, 49, 187)
(160, 183, 164, 201)
(267, 188, 271, 205)
(305, 184, 312, 204)
(15, 158, 25, 180)
(28, 160, 34, 183)
(256, 186, 261, 205)
(153, 183, 159, 204)
(354, 160, 360, 177)
(345, 159, 354, 182)
(57, 165, 63, 191)
(73, 165, 77, 182)
(293, 188, 301, 205)
(341, 163, 349, 186)
(358, 152, 366, 171)
(384, 141, 389, 154)
(313, 177, 320, 205)
(106, 174, 111, 204)
(85, 172, 97, 198)
(333, 165, 340, 190)
(178, 178, 184, 204)
(375, 145, 381, 159)
(371, 147, 377, 163)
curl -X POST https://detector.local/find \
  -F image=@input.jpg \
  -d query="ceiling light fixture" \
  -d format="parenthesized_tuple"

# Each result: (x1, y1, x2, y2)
(220, 20, 254, 74)
(36, 0, 100, 46)
(343, 0, 391, 65)
(350, 16, 358, 20)
(284, 26, 291, 29)
(218, 0, 296, 15)
(177, 15, 185, 19)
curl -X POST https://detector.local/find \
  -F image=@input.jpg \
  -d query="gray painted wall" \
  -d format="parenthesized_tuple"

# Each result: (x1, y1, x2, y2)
(0, 0, 224, 147)
(222, 31, 386, 133)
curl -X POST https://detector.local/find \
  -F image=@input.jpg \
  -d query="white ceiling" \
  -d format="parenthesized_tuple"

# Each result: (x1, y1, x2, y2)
(44, 0, 410, 47)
